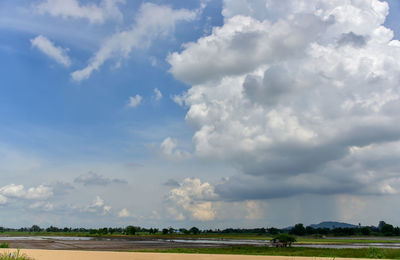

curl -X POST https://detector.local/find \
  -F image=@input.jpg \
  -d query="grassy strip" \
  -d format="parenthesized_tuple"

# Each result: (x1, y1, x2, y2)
(0, 243, 9, 249)
(137, 246, 400, 259)
(0, 249, 34, 260)
(296, 238, 400, 244)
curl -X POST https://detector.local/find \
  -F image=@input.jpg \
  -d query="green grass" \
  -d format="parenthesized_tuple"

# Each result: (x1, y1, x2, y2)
(296, 238, 400, 244)
(0, 249, 34, 260)
(0, 243, 9, 249)
(137, 246, 400, 259)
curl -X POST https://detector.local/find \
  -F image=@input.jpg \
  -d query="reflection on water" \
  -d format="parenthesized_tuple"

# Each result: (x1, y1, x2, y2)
(169, 239, 400, 249)
(292, 243, 400, 249)
(168, 239, 269, 245)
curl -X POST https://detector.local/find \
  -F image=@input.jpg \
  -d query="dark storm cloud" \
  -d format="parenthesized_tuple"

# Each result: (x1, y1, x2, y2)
(214, 174, 363, 201)
(234, 142, 347, 177)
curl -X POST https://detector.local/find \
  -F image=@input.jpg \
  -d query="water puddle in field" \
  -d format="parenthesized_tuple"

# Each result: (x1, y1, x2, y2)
(292, 243, 400, 249)
(167, 239, 270, 245)
(167, 239, 400, 249)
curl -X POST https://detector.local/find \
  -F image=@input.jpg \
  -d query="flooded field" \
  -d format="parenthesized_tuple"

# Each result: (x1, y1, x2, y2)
(1, 236, 400, 250)
(169, 239, 400, 249)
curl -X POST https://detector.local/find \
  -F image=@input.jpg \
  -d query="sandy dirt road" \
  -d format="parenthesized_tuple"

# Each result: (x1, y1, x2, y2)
(0, 249, 372, 260)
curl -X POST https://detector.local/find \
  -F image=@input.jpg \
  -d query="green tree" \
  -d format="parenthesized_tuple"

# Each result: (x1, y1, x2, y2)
(30, 225, 41, 232)
(125, 226, 137, 235)
(305, 226, 315, 235)
(272, 234, 296, 247)
(267, 227, 279, 235)
(149, 228, 158, 234)
(381, 224, 394, 236)
(291, 223, 306, 236)
(360, 226, 371, 236)
(378, 221, 386, 230)
(393, 227, 400, 236)
(189, 227, 200, 234)
(179, 228, 190, 234)
(168, 227, 175, 234)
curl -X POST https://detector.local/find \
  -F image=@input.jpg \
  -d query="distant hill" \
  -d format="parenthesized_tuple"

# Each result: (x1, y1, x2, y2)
(309, 221, 359, 229)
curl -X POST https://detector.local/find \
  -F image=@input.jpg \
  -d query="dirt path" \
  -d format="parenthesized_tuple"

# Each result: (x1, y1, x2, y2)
(0, 249, 372, 260)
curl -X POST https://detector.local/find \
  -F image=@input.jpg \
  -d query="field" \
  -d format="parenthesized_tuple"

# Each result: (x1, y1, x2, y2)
(138, 246, 400, 259)
(1, 232, 400, 259)
(2, 249, 391, 260)
(2, 232, 400, 244)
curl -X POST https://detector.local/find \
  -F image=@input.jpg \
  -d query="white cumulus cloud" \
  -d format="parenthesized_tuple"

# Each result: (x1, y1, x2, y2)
(168, 0, 400, 200)
(0, 184, 53, 200)
(128, 95, 142, 108)
(35, 0, 125, 24)
(153, 88, 162, 101)
(26, 185, 53, 200)
(86, 196, 112, 214)
(29, 201, 54, 211)
(0, 194, 7, 205)
(118, 208, 131, 217)
(160, 137, 190, 161)
(71, 3, 197, 81)
(167, 178, 217, 221)
(31, 35, 71, 67)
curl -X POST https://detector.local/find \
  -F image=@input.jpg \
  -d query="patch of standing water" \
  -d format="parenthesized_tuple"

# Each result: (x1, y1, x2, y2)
(168, 239, 400, 249)
(169, 239, 269, 245)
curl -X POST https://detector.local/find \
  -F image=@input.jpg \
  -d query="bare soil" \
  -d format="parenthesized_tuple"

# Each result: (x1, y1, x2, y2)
(2, 237, 228, 251)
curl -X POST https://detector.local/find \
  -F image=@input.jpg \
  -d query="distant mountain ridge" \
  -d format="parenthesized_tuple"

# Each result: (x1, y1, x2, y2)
(309, 221, 359, 229)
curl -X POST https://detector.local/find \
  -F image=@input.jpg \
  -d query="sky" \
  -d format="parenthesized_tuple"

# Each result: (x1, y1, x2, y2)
(0, 0, 400, 229)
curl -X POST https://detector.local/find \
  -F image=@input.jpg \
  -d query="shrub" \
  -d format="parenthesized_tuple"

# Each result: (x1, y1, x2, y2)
(0, 243, 9, 248)
(367, 247, 383, 259)
(272, 234, 296, 247)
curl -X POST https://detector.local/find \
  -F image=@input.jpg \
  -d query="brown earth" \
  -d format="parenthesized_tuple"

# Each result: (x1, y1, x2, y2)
(1, 237, 229, 251)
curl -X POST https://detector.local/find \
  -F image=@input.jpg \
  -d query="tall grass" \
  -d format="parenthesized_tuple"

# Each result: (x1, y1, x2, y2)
(0, 249, 34, 260)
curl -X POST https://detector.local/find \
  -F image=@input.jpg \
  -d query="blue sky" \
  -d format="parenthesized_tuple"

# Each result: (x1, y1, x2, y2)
(0, 0, 220, 161)
(1, 0, 400, 229)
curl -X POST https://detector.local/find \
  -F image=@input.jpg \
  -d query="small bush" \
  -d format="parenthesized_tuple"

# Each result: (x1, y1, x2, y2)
(367, 247, 383, 259)
(0, 249, 34, 260)
(0, 243, 9, 248)
(272, 234, 296, 247)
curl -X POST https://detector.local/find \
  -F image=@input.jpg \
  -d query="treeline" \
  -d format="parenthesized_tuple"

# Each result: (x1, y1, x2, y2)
(0, 225, 199, 235)
(0, 221, 399, 236)
(0, 225, 160, 235)
(288, 221, 400, 236)
(0, 226, 272, 235)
